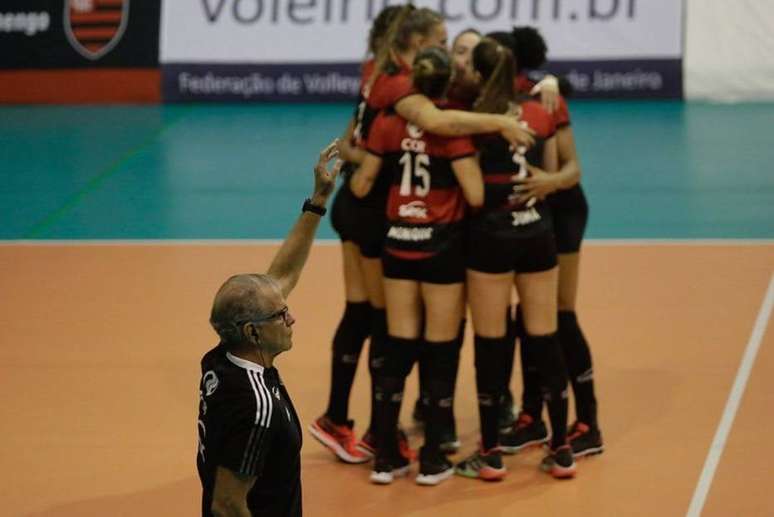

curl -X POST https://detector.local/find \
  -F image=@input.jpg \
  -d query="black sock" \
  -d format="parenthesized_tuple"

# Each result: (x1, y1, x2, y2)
(325, 301, 371, 424)
(502, 307, 516, 408)
(474, 335, 511, 451)
(421, 339, 460, 455)
(375, 335, 419, 461)
(517, 305, 543, 419)
(368, 308, 388, 433)
(527, 332, 570, 449)
(558, 311, 598, 428)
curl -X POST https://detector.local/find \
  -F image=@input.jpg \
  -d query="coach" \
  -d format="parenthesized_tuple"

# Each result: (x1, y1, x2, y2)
(196, 142, 341, 517)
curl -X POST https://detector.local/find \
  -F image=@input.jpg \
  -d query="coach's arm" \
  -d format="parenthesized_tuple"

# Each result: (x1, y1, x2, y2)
(266, 140, 341, 298)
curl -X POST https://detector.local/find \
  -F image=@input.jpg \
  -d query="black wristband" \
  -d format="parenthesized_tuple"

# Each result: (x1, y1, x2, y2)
(302, 198, 327, 216)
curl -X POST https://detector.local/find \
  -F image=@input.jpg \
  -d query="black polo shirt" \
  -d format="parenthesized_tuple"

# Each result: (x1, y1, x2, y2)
(197, 344, 302, 516)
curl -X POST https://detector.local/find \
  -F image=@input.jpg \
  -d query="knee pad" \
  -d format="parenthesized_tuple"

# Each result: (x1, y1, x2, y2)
(383, 336, 420, 378)
(332, 301, 371, 362)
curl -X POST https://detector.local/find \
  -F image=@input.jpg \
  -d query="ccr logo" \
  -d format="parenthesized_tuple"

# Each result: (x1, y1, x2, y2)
(407, 123, 424, 140)
(64, 0, 129, 60)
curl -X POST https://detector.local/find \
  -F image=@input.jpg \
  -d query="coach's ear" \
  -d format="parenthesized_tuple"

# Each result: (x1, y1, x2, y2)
(242, 322, 261, 346)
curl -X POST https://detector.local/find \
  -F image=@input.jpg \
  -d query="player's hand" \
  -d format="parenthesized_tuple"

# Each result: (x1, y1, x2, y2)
(311, 140, 341, 206)
(500, 116, 535, 148)
(513, 164, 559, 203)
(531, 76, 559, 114)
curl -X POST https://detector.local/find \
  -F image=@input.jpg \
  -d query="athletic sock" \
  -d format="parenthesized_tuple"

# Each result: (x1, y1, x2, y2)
(325, 301, 371, 424)
(517, 305, 543, 419)
(474, 335, 511, 450)
(421, 339, 460, 455)
(375, 335, 419, 461)
(527, 332, 570, 449)
(558, 311, 598, 428)
(502, 307, 516, 408)
(367, 308, 388, 433)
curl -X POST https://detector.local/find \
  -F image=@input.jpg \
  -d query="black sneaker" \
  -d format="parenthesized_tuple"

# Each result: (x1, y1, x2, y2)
(540, 445, 576, 479)
(498, 391, 516, 431)
(370, 454, 411, 485)
(416, 448, 454, 486)
(439, 425, 461, 454)
(499, 412, 549, 454)
(455, 448, 507, 481)
(568, 421, 604, 457)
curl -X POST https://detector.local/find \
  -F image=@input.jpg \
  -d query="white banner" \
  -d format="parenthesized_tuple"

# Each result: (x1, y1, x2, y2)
(161, 0, 683, 63)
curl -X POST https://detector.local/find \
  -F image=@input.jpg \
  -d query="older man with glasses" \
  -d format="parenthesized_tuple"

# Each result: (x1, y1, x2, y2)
(196, 141, 341, 517)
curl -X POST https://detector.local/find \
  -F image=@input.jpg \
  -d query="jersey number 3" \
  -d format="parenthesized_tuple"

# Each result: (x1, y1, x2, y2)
(399, 152, 430, 197)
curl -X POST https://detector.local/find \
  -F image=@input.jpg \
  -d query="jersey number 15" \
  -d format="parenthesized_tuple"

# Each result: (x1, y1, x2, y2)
(399, 152, 430, 197)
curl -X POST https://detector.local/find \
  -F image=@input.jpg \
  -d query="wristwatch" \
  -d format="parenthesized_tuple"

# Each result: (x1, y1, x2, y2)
(302, 198, 327, 216)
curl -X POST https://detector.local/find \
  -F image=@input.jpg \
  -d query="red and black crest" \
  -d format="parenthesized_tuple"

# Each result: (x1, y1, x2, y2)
(64, 0, 129, 60)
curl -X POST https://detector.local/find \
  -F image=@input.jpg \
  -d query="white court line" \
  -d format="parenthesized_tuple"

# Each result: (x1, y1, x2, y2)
(686, 273, 774, 517)
(0, 238, 772, 246)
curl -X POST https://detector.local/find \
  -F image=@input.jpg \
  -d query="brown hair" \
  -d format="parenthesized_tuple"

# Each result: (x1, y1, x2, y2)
(367, 5, 403, 55)
(472, 37, 516, 114)
(366, 6, 444, 93)
(412, 47, 453, 99)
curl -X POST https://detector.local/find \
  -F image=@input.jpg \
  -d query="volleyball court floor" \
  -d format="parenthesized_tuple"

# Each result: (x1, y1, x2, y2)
(1, 102, 772, 516)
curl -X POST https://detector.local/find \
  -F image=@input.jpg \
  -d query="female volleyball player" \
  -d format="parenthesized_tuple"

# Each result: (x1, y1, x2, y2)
(495, 27, 604, 458)
(352, 47, 484, 486)
(309, 6, 405, 465)
(454, 38, 576, 480)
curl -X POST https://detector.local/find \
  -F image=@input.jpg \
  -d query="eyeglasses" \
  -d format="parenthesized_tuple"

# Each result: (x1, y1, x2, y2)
(236, 306, 291, 328)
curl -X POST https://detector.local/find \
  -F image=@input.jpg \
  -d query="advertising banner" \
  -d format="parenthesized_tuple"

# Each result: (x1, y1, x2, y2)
(0, 0, 161, 103)
(161, 0, 684, 102)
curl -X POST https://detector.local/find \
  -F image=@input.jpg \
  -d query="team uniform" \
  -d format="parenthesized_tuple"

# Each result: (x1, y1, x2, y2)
(330, 59, 416, 258)
(198, 345, 303, 517)
(468, 99, 558, 274)
(516, 74, 589, 253)
(365, 110, 476, 285)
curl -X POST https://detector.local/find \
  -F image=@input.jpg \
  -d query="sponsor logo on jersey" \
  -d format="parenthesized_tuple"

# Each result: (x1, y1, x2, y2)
(64, 0, 129, 60)
(387, 226, 433, 242)
(510, 207, 541, 226)
(203, 370, 219, 396)
(0, 11, 50, 36)
(398, 200, 428, 219)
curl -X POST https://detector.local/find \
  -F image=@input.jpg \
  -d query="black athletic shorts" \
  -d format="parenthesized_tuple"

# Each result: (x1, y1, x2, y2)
(330, 177, 387, 259)
(466, 229, 558, 274)
(382, 244, 465, 285)
(547, 184, 589, 254)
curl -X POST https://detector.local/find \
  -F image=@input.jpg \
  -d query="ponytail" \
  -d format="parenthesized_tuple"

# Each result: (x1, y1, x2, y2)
(472, 38, 516, 114)
(365, 4, 415, 95)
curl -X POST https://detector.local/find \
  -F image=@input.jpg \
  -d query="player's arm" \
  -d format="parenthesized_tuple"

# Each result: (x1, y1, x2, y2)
(211, 467, 255, 517)
(267, 140, 342, 298)
(395, 94, 535, 148)
(516, 136, 562, 202)
(451, 156, 484, 208)
(337, 119, 366, 165)
(350, 152, 383, 198)
(552, 125, 581, 189)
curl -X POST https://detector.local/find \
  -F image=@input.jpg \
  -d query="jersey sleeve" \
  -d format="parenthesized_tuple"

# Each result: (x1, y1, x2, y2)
(445, 135, 477, 161)
(365, 113, 387, 156)
(218, 389, 274, 477)
(370, 72, 416, 110)
(553, 95, 571, 128)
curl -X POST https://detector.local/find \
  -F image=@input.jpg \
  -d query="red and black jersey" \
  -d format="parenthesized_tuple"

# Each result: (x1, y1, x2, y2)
(473, 99, 556, 238)
(354, 57, 417, 148)
(515, 74, 571, 129)
(366, 110, 476, 259)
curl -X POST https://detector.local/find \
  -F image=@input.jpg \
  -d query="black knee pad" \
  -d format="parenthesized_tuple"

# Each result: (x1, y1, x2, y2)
(558, 310, 593, 381)
(474, 335, 511, 398)
(526, 333, 569, 401)
(368, 308, 388, 375)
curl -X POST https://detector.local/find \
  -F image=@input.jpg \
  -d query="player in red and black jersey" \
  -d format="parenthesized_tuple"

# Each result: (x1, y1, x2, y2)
(351, 47, 484, 487)
(453, 38, 576, 480)
(492, 27, 603, 459)
(311, 6, 412, 466)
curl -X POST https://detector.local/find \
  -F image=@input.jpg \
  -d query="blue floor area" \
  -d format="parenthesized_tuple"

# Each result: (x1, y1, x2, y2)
(1, 101, 772, 239)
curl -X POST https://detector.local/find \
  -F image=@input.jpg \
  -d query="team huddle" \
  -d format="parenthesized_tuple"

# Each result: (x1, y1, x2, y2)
(308, 5, 603, 486)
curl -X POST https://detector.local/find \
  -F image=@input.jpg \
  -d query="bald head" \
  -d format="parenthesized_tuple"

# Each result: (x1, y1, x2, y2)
(210, 274, 280, 348)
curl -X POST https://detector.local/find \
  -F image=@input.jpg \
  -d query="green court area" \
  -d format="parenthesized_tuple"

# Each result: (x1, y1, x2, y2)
(1, 101, 772, 240)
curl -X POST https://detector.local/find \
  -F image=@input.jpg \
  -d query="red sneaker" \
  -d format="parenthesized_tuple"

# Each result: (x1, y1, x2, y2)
(308, 415, 371, 464)
(356, 428, 416, 462)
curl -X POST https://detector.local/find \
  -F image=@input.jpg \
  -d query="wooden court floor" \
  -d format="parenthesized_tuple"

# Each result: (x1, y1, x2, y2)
(0, 242, 772, 516)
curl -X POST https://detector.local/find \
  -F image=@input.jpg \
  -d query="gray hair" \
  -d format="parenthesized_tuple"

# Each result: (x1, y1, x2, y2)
(209, 274, 277, 349)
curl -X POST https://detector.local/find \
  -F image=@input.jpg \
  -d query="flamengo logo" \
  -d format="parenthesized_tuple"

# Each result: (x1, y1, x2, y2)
(64, 0, 129, 60)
